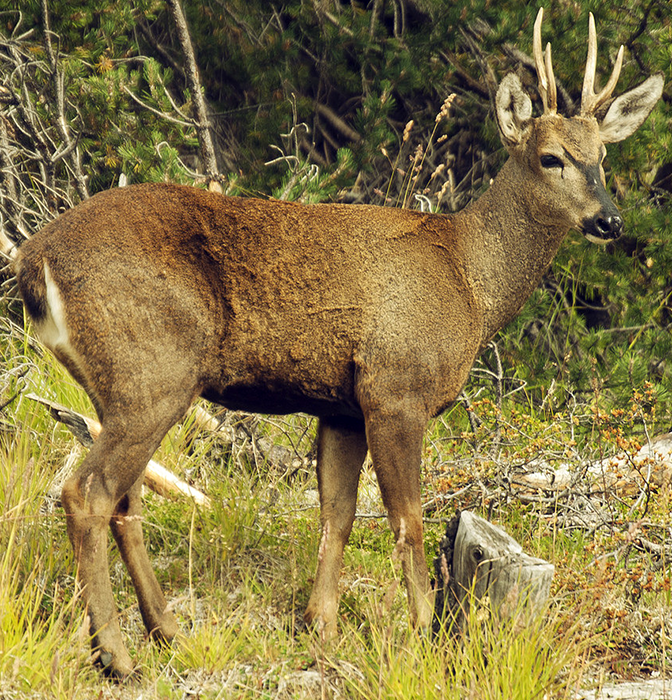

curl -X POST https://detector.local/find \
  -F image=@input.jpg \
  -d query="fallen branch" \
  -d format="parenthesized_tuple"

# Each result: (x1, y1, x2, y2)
(25, 393, 211, 508)
(0, 226, 16, 259)
(636, 536, 672, 572)
(510, 433, 672, 500)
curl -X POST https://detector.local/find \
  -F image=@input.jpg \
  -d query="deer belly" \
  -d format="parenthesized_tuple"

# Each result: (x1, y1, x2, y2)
(201, 380, 362, 418)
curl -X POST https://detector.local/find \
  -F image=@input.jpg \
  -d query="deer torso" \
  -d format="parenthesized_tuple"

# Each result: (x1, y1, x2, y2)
(22, 183, 491, 419)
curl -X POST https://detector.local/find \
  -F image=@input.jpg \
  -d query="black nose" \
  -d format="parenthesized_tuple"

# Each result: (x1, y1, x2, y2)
(595, 214, 623, 238)
(583, 213, 623, 242)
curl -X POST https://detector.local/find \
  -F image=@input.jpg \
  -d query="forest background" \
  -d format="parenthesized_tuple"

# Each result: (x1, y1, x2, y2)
(1, 0, 672, 698)
(2, 0, 672, 406)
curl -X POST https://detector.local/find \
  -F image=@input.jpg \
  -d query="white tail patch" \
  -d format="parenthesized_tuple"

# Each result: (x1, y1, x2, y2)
(37, 262, 71, 352)
(37, 262, 100, 410)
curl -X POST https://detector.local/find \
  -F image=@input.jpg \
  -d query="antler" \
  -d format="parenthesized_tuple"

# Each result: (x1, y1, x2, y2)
(533, 8, 557, 115)
(581, 13, 624, 116)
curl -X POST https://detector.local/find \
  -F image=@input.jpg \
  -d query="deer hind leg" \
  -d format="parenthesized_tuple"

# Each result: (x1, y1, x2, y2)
(364, 405, 433, 631)
(110, 473, 179, 645)
(304, 416, 368, 639)
(61, 394, 195, 679)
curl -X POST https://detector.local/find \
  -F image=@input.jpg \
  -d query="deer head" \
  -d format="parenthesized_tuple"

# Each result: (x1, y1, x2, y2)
(495, 8, 663, 244)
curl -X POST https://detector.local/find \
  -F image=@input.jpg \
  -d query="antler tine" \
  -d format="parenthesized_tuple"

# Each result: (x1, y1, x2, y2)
(533, 8, 549, 113)
(544, 41, 557, 113)
(581, 13, 598, 113)
(593, 45, 624, 112)
(581, 13, 625, 116)
(533, 8, 557, 115)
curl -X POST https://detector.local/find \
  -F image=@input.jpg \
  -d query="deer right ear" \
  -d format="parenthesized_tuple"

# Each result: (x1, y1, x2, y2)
(496, 74, 533, 147)
(598, 73, 664, 144)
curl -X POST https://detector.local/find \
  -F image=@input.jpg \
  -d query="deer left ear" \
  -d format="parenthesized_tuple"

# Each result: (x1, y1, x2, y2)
(599, 73, 664, 144)
(496, 73, 533, 147)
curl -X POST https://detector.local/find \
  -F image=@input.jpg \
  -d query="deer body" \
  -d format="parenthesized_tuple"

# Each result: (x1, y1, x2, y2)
(21, 186, 485, 414)
(14, 10, 663, 678)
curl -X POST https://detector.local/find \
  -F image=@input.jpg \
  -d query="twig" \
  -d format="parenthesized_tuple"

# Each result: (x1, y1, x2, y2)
(321, 10, 355, 38)
(458, 390, 483, 433)
(121, 85, 194, 127)
(422, 485, 473, 511)
(165, 0, 219, 180)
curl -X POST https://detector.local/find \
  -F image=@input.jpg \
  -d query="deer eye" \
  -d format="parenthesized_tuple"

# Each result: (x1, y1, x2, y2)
(540, 154, 563, 169)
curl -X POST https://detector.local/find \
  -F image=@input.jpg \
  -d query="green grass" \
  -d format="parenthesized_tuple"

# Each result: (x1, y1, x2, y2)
(2, 316, 672, 698)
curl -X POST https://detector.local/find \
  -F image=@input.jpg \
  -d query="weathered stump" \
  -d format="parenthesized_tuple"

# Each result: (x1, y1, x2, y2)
(433, 510, 554, 634)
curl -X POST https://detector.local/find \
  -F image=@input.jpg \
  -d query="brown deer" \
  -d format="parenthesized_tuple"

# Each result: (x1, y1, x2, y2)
(13, 9, 663, 678)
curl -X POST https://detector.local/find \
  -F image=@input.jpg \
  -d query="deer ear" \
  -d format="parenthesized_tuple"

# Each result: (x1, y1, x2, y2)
(496, 74, 533, 147)
(599, 73, 664, 144)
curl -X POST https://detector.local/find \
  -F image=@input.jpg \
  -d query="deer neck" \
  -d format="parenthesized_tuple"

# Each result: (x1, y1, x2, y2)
(453, 157, 569, 346)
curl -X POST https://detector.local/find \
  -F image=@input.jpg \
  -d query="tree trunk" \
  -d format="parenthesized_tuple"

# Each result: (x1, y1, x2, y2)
(433, 510, 554, 633)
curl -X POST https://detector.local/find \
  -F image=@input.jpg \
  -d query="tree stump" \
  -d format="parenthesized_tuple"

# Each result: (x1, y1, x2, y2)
(433, 510, 554, 633)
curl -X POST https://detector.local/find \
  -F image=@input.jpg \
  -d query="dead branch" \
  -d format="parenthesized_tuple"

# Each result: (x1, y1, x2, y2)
(40, 0, 88, 200)
(25, 393, 211, 507)
(314, 102, 361, 143)
(0, 24, 81, 238)
(165, 0, 219, 180)
(637, 536, 672, 572)
(0, 225, 17, 259)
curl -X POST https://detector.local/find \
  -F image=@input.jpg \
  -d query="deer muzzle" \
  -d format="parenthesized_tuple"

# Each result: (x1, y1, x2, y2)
(582, 211, 623, 244)
(581, 174, 624, 244)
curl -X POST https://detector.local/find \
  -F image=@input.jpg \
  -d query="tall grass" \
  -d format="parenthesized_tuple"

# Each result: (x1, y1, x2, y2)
(342, 602, 591, 700)
(0, 361, 92, 694)
(2, 313, 672, 698)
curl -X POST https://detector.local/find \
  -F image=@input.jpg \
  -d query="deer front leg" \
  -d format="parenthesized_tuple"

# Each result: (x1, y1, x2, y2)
(364, 406, 433, 630)
(110, 474, 179, 645)
(304, 416, 368, 638)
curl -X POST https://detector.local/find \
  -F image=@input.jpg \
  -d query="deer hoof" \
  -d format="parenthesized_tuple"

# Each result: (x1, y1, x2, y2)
(97, 649, 136, 682)
(303, 607, 337, 642)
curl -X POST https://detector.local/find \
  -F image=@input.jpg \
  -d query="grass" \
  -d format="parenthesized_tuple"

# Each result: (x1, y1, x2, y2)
(2, 314, 672, 698)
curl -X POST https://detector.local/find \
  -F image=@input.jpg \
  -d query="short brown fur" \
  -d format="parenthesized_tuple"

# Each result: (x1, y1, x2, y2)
(14, 10, 663, 678)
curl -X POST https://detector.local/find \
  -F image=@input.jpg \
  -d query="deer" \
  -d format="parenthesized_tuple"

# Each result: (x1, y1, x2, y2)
(13, 9, 663, 679)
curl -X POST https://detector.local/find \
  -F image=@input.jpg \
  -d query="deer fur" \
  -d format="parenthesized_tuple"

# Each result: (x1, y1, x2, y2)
(14, 9, 663, 678)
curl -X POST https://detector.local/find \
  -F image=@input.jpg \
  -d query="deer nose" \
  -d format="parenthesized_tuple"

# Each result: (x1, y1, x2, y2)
(595, 214, 623, 239)
(583, 213, 623, 243)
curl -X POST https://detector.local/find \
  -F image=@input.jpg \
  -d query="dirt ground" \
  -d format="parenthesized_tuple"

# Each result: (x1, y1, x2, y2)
(578, 679, 671, 699)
